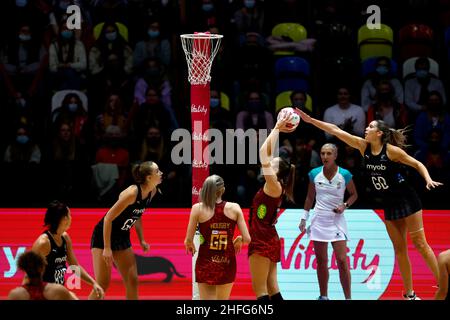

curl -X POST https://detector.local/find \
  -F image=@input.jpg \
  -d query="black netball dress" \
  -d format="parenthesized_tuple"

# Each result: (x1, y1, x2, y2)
(42, 231, 67, 284)
(364, 143, 422, 220)
(91, 185, 152, 250)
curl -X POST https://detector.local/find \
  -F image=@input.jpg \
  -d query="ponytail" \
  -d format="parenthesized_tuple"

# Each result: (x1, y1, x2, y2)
(376, 120, 410, 149)
(17, 251, 46, 280)
(268, 162, 296, 226)
(283, 164, 296, 203)
(277, 158, 296, 203)
(44, 200, 69, 233)
(199, 175, 225, 210)
(387, 127, 409, 149)
(132, 161, 155, 184)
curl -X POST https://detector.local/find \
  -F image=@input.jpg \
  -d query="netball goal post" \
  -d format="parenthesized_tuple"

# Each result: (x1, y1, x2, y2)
(180, 32, 223, 300)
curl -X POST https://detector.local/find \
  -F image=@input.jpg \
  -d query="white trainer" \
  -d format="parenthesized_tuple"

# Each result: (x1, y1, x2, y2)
(403, 291, 421, 300)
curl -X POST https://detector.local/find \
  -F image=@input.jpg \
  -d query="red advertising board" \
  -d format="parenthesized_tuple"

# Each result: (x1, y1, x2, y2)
(0, 208, 448, 300)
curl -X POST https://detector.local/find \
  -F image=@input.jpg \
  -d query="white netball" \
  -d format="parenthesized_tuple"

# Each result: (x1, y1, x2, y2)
(277, 107, 301, 129)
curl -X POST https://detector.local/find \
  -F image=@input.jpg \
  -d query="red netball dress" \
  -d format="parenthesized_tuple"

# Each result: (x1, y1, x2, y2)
(22, 282, 47, 300)
(248, 188, 283, 262)
(195, 201, 237, 285)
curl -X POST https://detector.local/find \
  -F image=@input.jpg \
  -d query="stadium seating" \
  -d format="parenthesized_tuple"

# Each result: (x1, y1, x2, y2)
(220, 92, 230, 111)
(271, 22, 307, 55)
(275, 90, 313, 113)
(93, 22, 129, 41)
(399, 24, 433, 61)
(358, 24, 393, 61)
(274, 56, 310, 93)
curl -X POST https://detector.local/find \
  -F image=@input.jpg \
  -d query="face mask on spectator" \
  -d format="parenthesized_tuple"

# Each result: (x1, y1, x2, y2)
(416, 69, 429, 79)
(105, 31, 117, 41)
(15, 0, 27, 7)
(18, 34, 31, 41)
(210, 98, 220, 108)
(16, 135, 29, 144)
(376, 66, 389, 76)
(244, 0, 256, 9)
(68, 103, 78, 112)
(202, 3, 214, 12)
(61, 30, 73, 39)
(148, 30, 160, 38)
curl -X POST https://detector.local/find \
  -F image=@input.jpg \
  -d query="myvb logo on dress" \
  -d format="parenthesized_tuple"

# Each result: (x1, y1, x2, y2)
(366, 164, 386, 171)
(132, 208, 145, 215)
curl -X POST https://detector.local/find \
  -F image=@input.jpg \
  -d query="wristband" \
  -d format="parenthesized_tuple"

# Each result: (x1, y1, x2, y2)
(301, 210, 310, 221)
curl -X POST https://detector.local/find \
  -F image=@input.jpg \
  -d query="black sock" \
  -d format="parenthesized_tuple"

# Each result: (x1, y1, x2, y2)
(257, 294, 270, 301)
(270, 292, 283, 301)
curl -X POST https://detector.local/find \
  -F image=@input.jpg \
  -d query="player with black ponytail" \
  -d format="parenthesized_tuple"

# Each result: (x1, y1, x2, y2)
(299, 110, 442, 300)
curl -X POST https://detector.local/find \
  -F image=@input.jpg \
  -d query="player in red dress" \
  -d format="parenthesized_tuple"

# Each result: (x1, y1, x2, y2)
(185, 175, 251, 300)
(248, 115, 296, 301)
(8, 251, 77, 300)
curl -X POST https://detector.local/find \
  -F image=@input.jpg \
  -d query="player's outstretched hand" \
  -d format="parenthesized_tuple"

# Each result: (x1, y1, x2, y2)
(297, 109, 313, 124)
(426, 180, 443, 190)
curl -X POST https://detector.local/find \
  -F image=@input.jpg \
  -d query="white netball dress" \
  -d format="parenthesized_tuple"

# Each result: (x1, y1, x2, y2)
(307, 166, 352, 242)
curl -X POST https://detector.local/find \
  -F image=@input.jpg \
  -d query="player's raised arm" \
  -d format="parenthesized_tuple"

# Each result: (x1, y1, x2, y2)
(298, 109, 367, 155)
(387, 144, 443, 190)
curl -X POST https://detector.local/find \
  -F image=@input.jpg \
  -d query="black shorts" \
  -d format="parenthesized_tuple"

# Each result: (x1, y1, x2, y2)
(381, 186, 422, 221)
(90, 224, 132, 251)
